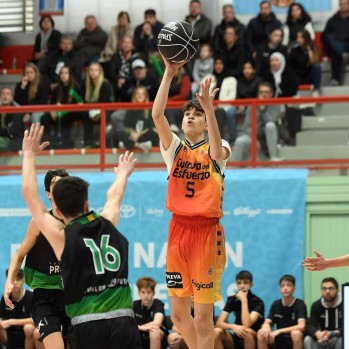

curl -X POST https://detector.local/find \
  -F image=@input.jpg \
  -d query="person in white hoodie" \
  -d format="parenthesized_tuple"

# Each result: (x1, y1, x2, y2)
(303, 277, 342, 349)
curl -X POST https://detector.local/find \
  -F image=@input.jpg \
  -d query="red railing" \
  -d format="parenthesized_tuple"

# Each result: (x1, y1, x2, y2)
(0, 94, 349, 172)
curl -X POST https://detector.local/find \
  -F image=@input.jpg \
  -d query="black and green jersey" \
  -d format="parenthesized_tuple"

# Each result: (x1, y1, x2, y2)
(24, 216, 63, 290)
(60, 211, 133, 325)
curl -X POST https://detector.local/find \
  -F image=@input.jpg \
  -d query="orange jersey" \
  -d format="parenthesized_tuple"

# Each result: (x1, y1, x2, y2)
(166, 139, 225, 218)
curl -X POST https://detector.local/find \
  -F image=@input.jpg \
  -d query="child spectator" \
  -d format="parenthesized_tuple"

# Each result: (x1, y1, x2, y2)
(114, 86, 158, 151)
(191, 44, 214, 97)
(257, 274, 307, 349)
(214, 270, 264, 349)
(133, 276, 168, 349)
(0, 269, 37, 349)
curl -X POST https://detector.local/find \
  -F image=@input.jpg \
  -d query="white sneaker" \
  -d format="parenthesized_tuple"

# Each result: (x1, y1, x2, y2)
(138, 141, 152, 153)
(271, 156, 284, 162)
(312, 90, 320, 97)
(330, 79, 339, 86)
(118, 141, 125, 149)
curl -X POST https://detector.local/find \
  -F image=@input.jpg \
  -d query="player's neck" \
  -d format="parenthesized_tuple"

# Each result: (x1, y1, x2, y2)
(185, 133, 205, 145)
(282, 295, 294, 306)
(12, 288, 24, 302)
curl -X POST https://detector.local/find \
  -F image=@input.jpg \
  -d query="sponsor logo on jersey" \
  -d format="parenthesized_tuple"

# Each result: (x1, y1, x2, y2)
(166, 272, 183, 288)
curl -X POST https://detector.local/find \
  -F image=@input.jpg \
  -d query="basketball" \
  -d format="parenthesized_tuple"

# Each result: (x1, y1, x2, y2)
(157, 21, 199, 63)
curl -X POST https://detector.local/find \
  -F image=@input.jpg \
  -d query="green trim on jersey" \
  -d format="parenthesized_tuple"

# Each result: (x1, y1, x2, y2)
(68, 211, 99, 226)
(65, 285, 132, 319)
(24, 266, 63, 290)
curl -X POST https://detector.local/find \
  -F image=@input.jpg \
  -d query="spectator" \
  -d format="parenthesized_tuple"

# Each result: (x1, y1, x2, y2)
(33, 15, 61, 70)
(289, 29, 322, 96)
(265, 52, 300, 144)
(184, 0, 212, 45)
(166, 66, 192, 132)
(322, 0, 349, 86)
(99, 11, 133, 64)
(255, 27, 288, 80)
(216, 25, 245, 78)
(82, 62, 114, 147)
(14, 62, 49, 123)
(304, 277, 342, 349)
(214, 270, 264, 349)
(133, 277, 168, 349)
(44, 35, 83, 87)
(257, 274, 307, 349)
(114, 86, 158, 151)
(40, 65, 84, 148)
(109, 36, 139, 97)
(74, 15, 107, 66)
(231, 82, 282, 162)
(0, 87, 25, 151)
(245, 0, 282, 59)
(120, 58, 159, 102)
(213, 4, 245, 53)
(133, 9, 164, 58)
(191, 43, 214, 97)
(0, 269, 37, 349)
(283, 3, 315, 49)
(237, 61, 262, 100)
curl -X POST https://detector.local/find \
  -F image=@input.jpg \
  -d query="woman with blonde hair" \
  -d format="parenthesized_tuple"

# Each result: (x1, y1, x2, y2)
(82, 62, 114, 147)
(14, 62, 49, 123)
(113, 86, 158, 151)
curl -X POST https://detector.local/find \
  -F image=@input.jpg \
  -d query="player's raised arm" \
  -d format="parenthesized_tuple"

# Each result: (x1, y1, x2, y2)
(21, 124, 63, 246)
(100, 151, 136, 226)
(196, 78, 229, 161)
(152, 58, 184, 150)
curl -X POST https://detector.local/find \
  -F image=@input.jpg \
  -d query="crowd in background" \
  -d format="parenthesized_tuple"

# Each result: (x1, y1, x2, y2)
(0, 0, 349, 158)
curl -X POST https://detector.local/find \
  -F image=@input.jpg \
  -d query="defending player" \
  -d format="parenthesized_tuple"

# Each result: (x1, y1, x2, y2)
(21, 124, 141, 349)
(152, 57, 231, 349)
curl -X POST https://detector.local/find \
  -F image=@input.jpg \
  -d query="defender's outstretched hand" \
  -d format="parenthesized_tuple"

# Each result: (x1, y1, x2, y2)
(303, 250, 327, 271)
(114, 151, 136, 177)
(22, 123, 49, 155)
(196, 78, 219, 111)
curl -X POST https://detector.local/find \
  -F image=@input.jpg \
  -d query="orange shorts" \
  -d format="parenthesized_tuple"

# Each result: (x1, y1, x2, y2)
(166, 214, 226, 304)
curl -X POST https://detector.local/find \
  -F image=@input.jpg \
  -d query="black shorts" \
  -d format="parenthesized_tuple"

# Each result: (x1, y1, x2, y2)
(31, 288, 71, 340)
(68, 316, 142, 349)
(6, 329, 25, 349)
(275, 334, 292, 349)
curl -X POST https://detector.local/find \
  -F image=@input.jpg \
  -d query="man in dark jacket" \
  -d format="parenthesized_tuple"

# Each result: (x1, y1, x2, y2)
(304, 277, 342, 349)
(74, 15, 107, 66)
(322, 0, 349, 85)
(245, 0, 282, 59)
(213, 4, 245, 53)
(0, 87, 25, 151)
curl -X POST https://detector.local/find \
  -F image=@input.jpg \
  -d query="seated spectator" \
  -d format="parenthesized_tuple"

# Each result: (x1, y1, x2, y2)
(33, 15, 62, 71)
(322, 0, 349, 86)
(99, 11, 133, 64)
(0, 269, 37, 349)
(213, 4, 245, 53)
(14, 62, 49, 123)
(265, 52, 300, 144)
(0, 87, 25, 151)
(133, 9, 164, 60)
(108, 36, 139, 96)
(257, 274, 307, 349)
(304, 277, 342, 349)
(82, 62, 114, 147)
(231, 82, 282, 162)
(133, 276, 168, 349)
(237, 61, 262, 100)
(120, 58, 159, 102)
(184, 0, 212, 76)
(40, 65, 83, 148)
(214, 270, 264, 349)
(113, 86, 159, 151)
(283, 3, 315, 49)
(215, 26, 245, 79)
(205, 56, 237, 144)
(289, 29, 321, 96)
(191, 43, 214, 97)
(166, 66, 192, 132)
(74, 15, 107, 66)
(245, 0, 282, 59)
(255, 27, 288, 80)
(43, 35, 83, 88)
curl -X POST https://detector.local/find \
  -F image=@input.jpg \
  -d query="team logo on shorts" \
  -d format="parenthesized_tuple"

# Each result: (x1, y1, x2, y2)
(208, 267, 213, 276)
(166, 272, 183, 288)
